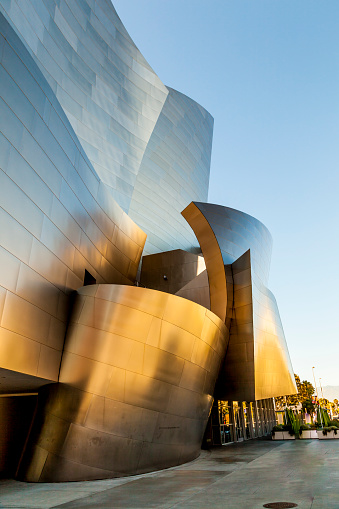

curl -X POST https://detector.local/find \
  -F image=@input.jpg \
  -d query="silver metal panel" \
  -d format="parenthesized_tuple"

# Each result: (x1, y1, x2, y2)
(0, 0, 296, 483)
(0, 13, 146, 384)
(128, 88, 213, 254)
(0, 0, 169, 212)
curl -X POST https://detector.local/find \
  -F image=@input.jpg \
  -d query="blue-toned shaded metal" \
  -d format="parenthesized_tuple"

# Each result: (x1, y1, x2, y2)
(0, 0, 168, 212)
(0, 0, 296, 483)
(129, 88, 213, 254)
(1, 1, 213, 254)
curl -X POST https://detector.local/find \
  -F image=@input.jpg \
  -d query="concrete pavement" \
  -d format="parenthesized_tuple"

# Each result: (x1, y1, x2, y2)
(1, 439, 338, 509)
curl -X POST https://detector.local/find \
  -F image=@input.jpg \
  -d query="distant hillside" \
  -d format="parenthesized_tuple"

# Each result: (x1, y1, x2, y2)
(321, 386, 339, 401)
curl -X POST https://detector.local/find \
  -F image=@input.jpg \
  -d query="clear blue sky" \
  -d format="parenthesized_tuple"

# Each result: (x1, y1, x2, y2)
(113, 0, 339, 388)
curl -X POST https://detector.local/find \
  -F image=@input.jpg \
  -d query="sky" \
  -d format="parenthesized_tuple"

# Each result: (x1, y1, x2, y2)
(113, 0, 339, 388)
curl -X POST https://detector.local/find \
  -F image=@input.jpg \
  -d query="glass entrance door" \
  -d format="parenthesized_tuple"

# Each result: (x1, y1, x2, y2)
(218, 400, 233, 444)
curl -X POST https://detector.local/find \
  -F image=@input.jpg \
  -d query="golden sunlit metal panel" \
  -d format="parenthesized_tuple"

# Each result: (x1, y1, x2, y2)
(0, 14, 146, 393)
(182, 202, 296, 402)
(182, 202, 227, 321)
(140, 250, 206, 296)
(0, 0, 297, 482)
(18, 284, 229, 482)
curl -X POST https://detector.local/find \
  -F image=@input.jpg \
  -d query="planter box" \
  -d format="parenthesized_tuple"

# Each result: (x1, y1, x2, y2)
(317, 430, 339, 440)
(300, 430, 318, 439)
(272, 431, 295, 440)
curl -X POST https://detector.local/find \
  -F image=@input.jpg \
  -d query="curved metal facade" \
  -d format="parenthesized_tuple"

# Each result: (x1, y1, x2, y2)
(188, 202, 273, 285)
(0, 0, 212, 254)
(0, 0, 168, 212)
(182, 202, 296, 402)
(19, 284, 228, 481)
(129, 88, 213, 255)
(0, 0, 296, 483)
(0, 13, 145, 386)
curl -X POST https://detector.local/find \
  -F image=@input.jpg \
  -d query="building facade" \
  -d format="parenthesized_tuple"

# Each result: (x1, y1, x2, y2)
(0, 0, 296, 482)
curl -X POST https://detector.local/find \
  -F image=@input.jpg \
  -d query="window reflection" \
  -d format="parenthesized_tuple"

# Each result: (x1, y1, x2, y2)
(218, 400, 232, 444)
(233, 401, 244, 441)
(215, 398, 275, 445)
(242, 402, 250, 439)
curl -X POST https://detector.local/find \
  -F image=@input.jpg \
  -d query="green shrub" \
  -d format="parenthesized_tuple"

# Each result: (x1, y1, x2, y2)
(272, 424, 292, 436)
(322, 426, 339, 436)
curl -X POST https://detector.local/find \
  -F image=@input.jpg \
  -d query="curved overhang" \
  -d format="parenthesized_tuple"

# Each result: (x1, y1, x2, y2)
(190, 202, 272, 285)
(182, 202, 227, 321)
(182, 201, 296, 401)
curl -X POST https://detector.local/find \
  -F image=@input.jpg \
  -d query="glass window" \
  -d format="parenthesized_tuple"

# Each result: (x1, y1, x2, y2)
(233, 401, 244, 440)
(250, 402, 256, 437)
(242, 402, 250, 439)
(218, 400, 232, 444)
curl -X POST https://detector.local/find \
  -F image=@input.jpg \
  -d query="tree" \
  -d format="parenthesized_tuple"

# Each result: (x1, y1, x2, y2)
(299, 379, 314, 401)
(275, 374, 315, 410)
(302, 398, 315, 414)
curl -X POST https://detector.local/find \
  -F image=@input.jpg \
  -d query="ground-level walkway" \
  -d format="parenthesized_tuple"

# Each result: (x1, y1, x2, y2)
(1, 439, 338, 509)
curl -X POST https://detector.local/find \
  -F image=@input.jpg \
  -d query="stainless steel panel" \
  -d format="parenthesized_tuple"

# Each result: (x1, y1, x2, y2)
(1, 0, 168, 212)
(0, 248, 21, 293)
(0, 326, 41, 377)
(182, 202, 296, 402)
(2, 292, 51, 344)
(182, 202, 227, 321)
(38, 453, 114, 482)
(58, 423, 144, 473)
(19, 284, 227, 481)
(179, 362, 206, 393)
(0, 0, 296, 483)
(0, 10, 147, 390)
(36, 346, 62, 381)
(135, 442, 183, 474)
(60, 352, 113, 396)
(143, 345, 185, 385)
(84, 396, 158, 442)
(128, 87, 213, 255)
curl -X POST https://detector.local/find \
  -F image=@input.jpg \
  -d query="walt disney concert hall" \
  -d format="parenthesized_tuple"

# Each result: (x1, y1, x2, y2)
(0, 0, 296, 481)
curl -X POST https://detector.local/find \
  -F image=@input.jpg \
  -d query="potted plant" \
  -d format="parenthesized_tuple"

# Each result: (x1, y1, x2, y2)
(271, 424, 296, 440)
(272, 408, 301, 440)
(317, 425, 339, 440)
(299, 423, 318, 439)
(315, 409, 339, 438)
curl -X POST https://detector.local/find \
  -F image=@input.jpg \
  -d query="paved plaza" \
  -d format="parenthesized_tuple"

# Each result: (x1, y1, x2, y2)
(1, 439, 338, 509)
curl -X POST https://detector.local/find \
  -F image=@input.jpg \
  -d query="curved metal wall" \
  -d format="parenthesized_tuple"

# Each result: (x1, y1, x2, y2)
(0, 1, 213, 256)
(189, 202, 273, 285)
(0, 0, 168, 212)
(182, 202, 296, 401)
(182, 202, 228, 321)
(0, 0, 297, 482)
(129, 88, 213, 254)
(19, 284, 228, 482)
(253, 286, 296, 400)
(0, 14, 146, 387)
